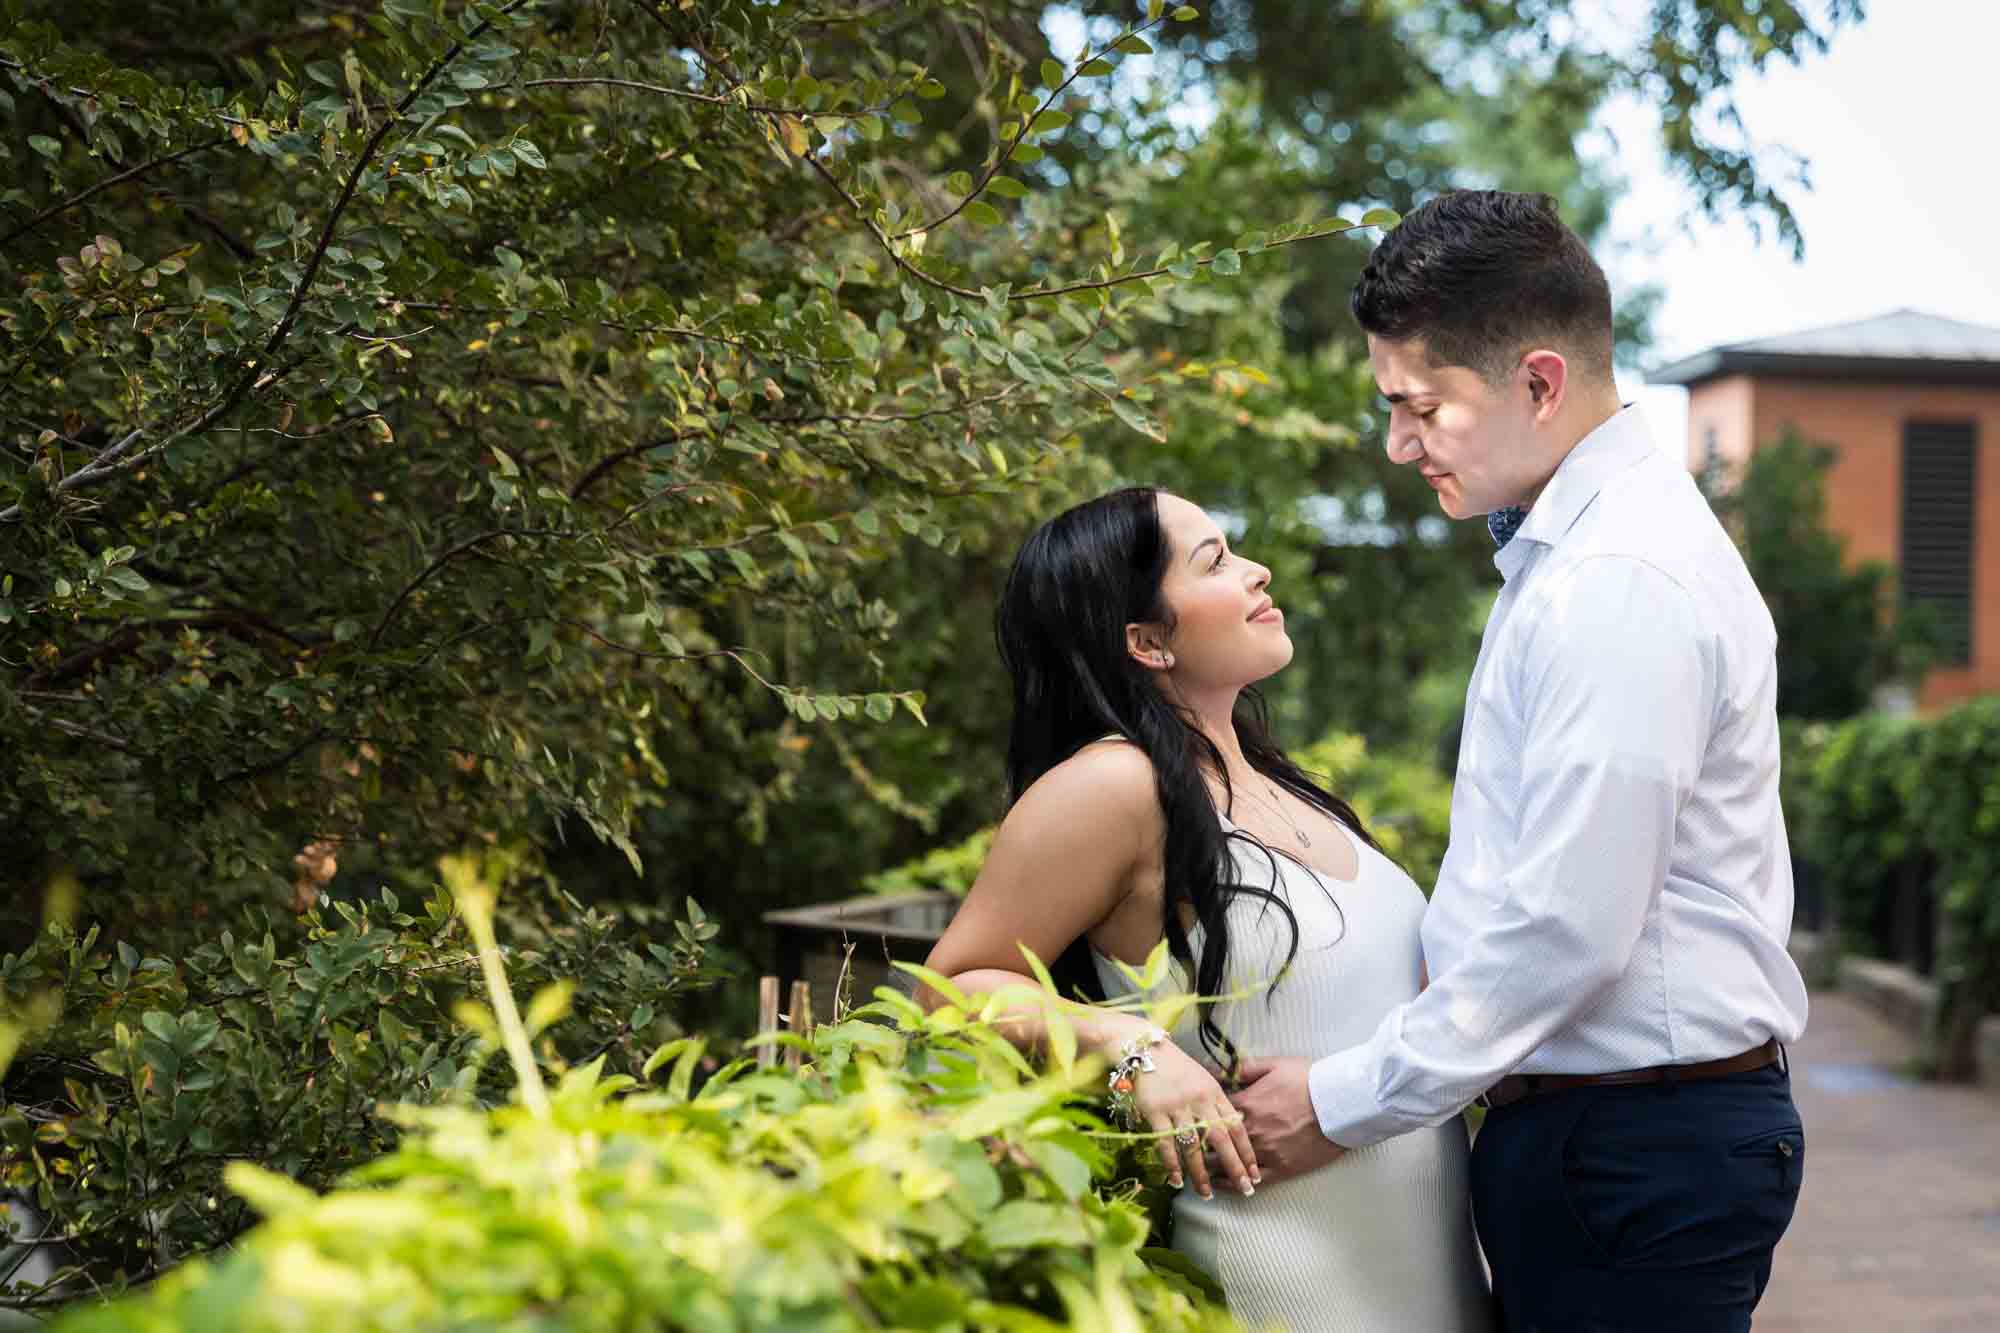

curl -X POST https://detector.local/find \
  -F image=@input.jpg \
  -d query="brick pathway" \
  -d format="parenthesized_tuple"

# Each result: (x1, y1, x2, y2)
(1757, 990, 2000, 1331)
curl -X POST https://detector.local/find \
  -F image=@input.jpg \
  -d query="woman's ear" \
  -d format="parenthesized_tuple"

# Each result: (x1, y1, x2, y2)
(1126, 623, 1174, 673)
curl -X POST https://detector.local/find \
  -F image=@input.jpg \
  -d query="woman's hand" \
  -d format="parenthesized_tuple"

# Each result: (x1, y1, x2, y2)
(1132, 1042, 1261, 1198)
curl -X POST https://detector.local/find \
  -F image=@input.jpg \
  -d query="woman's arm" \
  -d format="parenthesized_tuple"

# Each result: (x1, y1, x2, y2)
(918, 742, 1259, 1196)
(917, 744, 1155, 1034)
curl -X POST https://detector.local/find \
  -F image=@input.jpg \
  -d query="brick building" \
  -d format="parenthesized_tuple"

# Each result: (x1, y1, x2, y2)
(1651, 310, 2000, 709)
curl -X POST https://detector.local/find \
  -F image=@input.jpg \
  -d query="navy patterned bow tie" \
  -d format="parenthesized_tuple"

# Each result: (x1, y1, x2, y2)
(1487, 505, 1528, 549)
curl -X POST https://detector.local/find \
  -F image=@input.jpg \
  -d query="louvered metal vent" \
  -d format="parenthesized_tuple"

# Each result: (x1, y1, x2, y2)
(1900, 421, 1978, 665)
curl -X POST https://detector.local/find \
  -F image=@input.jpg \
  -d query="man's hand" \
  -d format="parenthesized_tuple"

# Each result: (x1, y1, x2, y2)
(1227, 1056, 1346, 1186)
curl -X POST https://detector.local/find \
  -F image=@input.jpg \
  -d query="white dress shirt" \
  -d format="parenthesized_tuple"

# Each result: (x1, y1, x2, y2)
(1308, 405, 1810, 1149)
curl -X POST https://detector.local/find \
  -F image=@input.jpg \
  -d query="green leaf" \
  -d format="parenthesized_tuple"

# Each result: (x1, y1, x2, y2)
(223, 1162, 318, 1219)
(1361, 207, 1402, 228)
(1078, 59, 1116, 76)
(984, 1200, 1089, 1249)
(1010, 143, 1044, 164)
(864, 693, 895, 722)
(984, 176, 1028, 199)
(1211, 248, 1241, 276)
(1040, 58, 1065, 88)
(524, 980, 574, 1036)
(1110, 396, 1162, 441)
(1115, 36, 1154, 55)
(856, 114, 884, 142)
(962, 201, 1003, 227)
(1174, 6, 1201, 21)
(1029, 110, 1071, 134)
(1025, 1139, 1093, 1201)
(28, 135, 61, 161)
(509, 139, 546, 169)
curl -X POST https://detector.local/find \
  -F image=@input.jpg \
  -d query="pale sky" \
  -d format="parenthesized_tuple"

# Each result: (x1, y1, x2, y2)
(1612, 0, 2000, 454)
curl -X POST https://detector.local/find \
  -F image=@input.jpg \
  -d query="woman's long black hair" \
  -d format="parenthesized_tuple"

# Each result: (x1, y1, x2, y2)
(994, 486, 1379, 1072)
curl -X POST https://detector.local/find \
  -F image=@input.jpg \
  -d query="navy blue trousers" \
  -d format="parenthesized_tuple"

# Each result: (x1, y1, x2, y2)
(1470, 1060, 1804, 1332)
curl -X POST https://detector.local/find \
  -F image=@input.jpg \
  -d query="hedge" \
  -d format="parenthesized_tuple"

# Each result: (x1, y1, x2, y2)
(32, 865, 1236, 1333)
(1788, 698, 2000, 1077)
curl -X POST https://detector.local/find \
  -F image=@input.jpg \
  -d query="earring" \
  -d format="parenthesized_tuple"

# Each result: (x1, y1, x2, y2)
(1159, 653, 1174, 670)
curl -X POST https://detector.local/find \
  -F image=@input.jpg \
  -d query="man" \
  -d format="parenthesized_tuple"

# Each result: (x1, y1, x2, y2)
(1230, 190, 1810, 1331)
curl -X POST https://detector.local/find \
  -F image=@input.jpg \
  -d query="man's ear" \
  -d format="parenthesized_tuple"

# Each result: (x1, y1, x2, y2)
(1519, 348, 1569, 423)
(1126, 622, 1172, 672)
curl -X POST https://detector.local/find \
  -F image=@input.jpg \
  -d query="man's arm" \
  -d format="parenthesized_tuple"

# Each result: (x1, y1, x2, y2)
(1305, 556, 1712, 1148)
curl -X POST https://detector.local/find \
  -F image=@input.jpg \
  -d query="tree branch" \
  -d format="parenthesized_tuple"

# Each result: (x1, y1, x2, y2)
(0, 1, 539, 527)
(0, 138, 228, 252)
(25, 612, 319, 686)
(889, 13, 1168, 241)
(569, 434, 687, 501)
(384, 299, 848, 364)
(239, 0, 538, 411)
(518, 76, 889, 120)
(0, 331, 353, 522)
(369, 528, 573, 650)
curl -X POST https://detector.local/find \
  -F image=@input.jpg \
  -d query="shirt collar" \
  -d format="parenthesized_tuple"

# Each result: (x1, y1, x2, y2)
(1491, 404, 1655, 578)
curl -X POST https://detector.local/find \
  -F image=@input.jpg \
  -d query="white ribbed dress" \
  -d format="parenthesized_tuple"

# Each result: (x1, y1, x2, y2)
(1094, 818, 1496, 1333)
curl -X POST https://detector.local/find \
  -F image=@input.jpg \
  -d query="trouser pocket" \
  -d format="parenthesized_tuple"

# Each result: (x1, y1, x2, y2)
(1559, 1101, 1804, 1269)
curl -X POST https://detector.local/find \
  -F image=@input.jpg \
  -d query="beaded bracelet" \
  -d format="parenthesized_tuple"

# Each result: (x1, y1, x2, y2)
(1105, 1026, 1170, 1129)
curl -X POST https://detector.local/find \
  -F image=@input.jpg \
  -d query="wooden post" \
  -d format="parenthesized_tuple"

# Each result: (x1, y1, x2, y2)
(785, 978, 814, 1072)
(756, 974, 780, 1069)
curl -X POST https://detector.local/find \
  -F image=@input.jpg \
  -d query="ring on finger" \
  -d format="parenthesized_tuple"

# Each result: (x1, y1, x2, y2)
(1175, 1126, 1199, 1146)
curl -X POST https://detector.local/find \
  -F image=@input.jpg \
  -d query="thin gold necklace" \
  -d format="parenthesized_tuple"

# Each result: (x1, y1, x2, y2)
(1239, 773, 1312, 849)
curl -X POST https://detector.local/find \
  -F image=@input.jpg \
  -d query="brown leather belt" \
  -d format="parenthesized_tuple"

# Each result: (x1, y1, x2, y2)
(1477, 1038, 1783, 1112)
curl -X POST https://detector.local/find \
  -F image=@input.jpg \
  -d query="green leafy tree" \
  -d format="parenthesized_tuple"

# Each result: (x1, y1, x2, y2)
(1, 0, 1358, 921)
(1707, 431, 1936, 720)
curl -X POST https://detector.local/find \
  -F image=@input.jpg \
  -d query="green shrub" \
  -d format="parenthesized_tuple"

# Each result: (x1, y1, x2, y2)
(1, 862, 719, 1313)
(1800, 712, 1927, 957)
(1786, 701, 2000, 1077)
(1776, 717, 1830, 853)
(35, 878, 1236, 1333)
(862, 827, 995, 899)
(1912, 698, 2000, 1075)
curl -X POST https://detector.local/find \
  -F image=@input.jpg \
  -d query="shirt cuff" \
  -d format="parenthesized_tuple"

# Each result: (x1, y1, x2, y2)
(1307, 1044, 1402, 1151)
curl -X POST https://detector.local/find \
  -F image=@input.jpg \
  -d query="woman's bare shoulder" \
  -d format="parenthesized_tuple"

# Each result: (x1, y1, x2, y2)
(1001, 736, 1161, 846)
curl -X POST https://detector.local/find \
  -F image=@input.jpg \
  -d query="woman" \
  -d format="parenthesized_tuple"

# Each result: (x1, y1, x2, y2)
(920, 488, 1493, 1332)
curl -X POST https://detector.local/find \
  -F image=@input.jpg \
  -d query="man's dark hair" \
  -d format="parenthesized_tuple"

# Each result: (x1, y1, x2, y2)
(1350, 190, 1614, 383)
